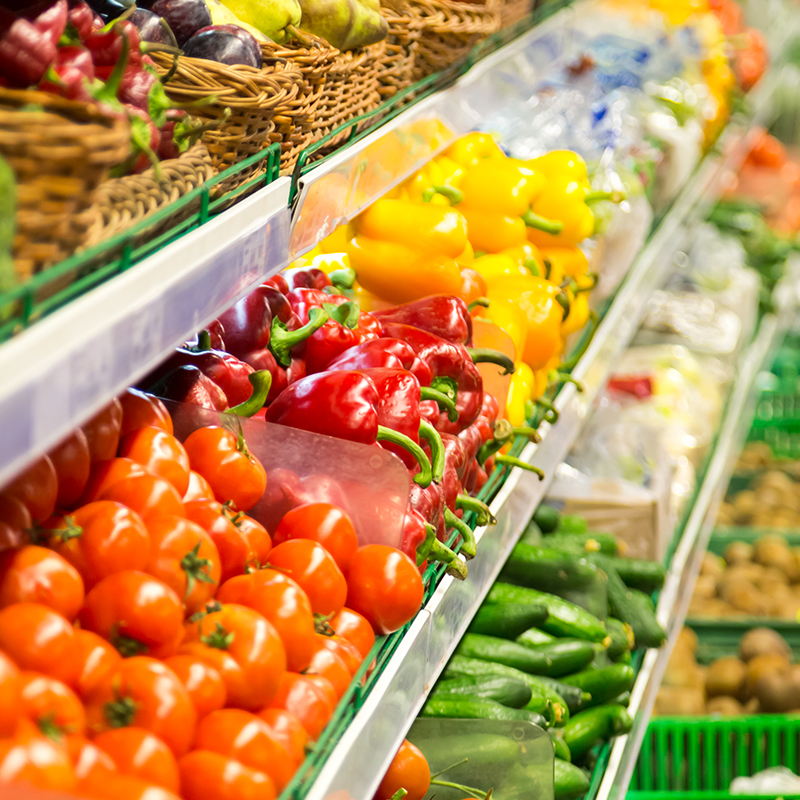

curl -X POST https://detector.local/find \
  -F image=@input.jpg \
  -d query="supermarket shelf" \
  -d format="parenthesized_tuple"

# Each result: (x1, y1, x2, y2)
(297, 85, 781, 800)
(0, 179, 292, 487)
(592, 280, 800, 800)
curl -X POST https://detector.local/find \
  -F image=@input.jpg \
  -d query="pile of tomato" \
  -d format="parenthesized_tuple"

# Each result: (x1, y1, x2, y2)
(0, 388, 425, 800)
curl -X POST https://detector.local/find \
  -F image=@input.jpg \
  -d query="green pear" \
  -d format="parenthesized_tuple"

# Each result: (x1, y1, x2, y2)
(298, 0, 387, 50)
(204, 0, 272, 42)
(216, 0, 302, 43)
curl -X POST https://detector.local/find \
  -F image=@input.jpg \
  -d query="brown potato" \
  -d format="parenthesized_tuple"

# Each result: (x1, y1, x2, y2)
(705, 657, 746, 698)
(724, 541, 754, 566)
(720, 582, 772, 616)
(744, 653, 791, 698)
(739, 628, 793, 662)
(693, 575, 717, 600)
(701, 553, 726, 577)
(756, 671, 800, 713)
(706, 696, 744, 716)
(654, 686, 705, 716)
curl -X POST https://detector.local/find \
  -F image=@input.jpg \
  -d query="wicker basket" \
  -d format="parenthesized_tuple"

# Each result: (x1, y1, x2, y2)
(152, 51, 303, 180)
(499, 0, 532, 28)
(85, 143, 216, 245)
(0, 88, 130, 282)
(378, 1, 425, 99)
(410, 0, 501, 80)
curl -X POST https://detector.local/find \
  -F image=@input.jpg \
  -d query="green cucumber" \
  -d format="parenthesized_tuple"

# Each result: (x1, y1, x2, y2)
(544, 530, 619, 556)
(422, 696, 546, 727)
(468, 602, 548, 640)
(432, 674, 532, 708)
(554, 759, 590, 800)
(609, 557, 666, 593)
(516, 628, 555, 647)
(535, 676, 590, 715)
(518, 639, 596, 677)
(416, 733, 520, 767)
(605, 618, 634, 660)
(561, 664, 635, 707)
(562, 704, 633, 759)
(456, 634, 553, 674)
(533, 504, 560, 533)
(520, 518, 542, 544)
(487, 583, 607, 643)
(442, 655, 560, 724)
(556, 515, 588, 535)
(548, 728, 571, 762)
(500, 544, 602, 594)
(609, 691, 631, 707)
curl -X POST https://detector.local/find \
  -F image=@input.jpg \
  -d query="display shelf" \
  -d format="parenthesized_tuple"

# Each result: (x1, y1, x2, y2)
(292, 78, 785, 800)
(591, 280, 799, 800)
(0, 179, 292, 487)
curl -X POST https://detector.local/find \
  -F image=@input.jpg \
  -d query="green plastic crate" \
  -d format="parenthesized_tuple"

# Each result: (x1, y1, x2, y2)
(629, 715, 800, 798)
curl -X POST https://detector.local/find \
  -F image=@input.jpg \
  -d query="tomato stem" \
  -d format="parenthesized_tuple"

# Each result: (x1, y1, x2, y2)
(37, 713, 65, 744)
(388, 791, 408, 800)
(188, 600, 222, 624)
(104, 695, 138, 729)
(314, 613, 335, 636)
(201, 621, 234, 650)
(110, 626, 148, 657)
(181, 541, 216, 600)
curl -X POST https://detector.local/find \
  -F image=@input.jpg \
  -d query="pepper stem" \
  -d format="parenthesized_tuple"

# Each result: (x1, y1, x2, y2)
(430, 779, 489, 799)
(466, 348, 515, 375)
(560, 310, 598, 370)
(525, 257, 541, 277)
(571, 273, 598, 293)
(555, 291, 571, 320)
(422, 184, 464, 206)
(388, 791, 408, 800)
(225, 371, 272, 417)
(431, 376, 458, 403)
(431, 538, 468, 580)
(376, 426, 432, 488)
(456, 494, 496, 526)
(329, 267, 356, 290)
(444, 507, 476, 560)
(585, 189, 625, 204)
(467, 297, 490, 312)
(548, 370, 584, 393)
(521, 209, 563, 235)
(418, 420, 445, 484)
(416, 522, 436, 565)
(197, 329, 212, 351)
(270, 307, 329, 367)
(535, 397, 559, 424)
(420, 386, 458, 423)
(494, 454, 545, 480)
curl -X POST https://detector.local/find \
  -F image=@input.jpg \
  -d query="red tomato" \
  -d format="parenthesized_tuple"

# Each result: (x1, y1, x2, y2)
(268, 673, 334, 741)
(268, 540, 346, 617)
(318, 634, 362, 676)
(346, 546, 423, 634)
(119, 389, 174, 437)
(183, 603, 286, 710)
(79, 770, 182, 800)
(183, 426, 267, 511)
(67, 736, 116, 781)
(257, 708, 309, 770)
(94, 728, 180, 792)
(50, 501, 150, 590)
(194, 709, 295, 790)
(0, 652, 21, 738)
(79, 571, 184, 659)
(178, 640, 245, 713)
(0, 494, 31, 553)
(0, 603, 79, 688)
(238, 514, 272, 568)
(49, 430, 91, 508)
(305, 637, 351, 699)
(73, 629, 121, 700)
(273, 503, 358, 575)
(119, 427, 191, 496)
(19, 672, 86, 740)
(3, 456, 58, 523)
(98, 473, 185, 522)
(0, 545, 84, 620)
(179, 750, 276, 800)
(145, 515, 221, 615)
(303, 674, 337, 711)
(331, 608, 375, 659)
(0, 727, 77, 792)
(185, 499, 249, 583)
(83, 399, 123, 462)
(84, 657, 196, 757)
(163, 655, 226, 718)
(80, 458, 147, 504)
(183, 470, 214, 502)
(216, 569, 316, 673)
(375, 739, 431, 800)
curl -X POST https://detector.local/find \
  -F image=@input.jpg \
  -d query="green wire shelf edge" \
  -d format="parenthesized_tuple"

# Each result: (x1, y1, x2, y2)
(0, 0, 574, 344)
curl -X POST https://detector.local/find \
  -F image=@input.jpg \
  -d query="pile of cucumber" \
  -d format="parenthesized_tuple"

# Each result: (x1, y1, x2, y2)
(420, 505, 669, 800)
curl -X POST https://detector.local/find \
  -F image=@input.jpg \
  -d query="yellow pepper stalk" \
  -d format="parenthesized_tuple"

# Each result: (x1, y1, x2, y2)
(506, 362, 535, 426)
(399, 155, 465, 205)
(526, 174, 597, 248)
(445, 132, 506, 168)
(561, 273, 594, 339)
(501, 242, 545, 276)
(346, 199, 466, 304)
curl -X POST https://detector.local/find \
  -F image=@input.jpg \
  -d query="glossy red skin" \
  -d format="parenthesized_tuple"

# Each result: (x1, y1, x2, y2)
(52, 501, 150, 590)
(318, 634, 362, 676)
(372, 296, 473, 345)
(0, 727, 77, 793)
(240, 348, 288, 405)
(0, 545, 84, 620)
(268, 540, 347, 617)
(79, 571, 184, 660)
(0, 493, 32, 535)
(216, 569, 316, 673)
(119, 427, 191, 496)
(441, 433, 467, 513)
(84, 657, 197, 757)
(178, 750, 276, 800)
(82, 398, 124, 462)
(163, 655, 226, 718)
(93, 728, 180, 792)
(257, 708, 309, 769)
(375, 738, 431, 800)
(72, 629, 121, 701)
(182, 603, 286, 710)
(409, 481, 445, 541)
(78, 770, 182, 800)
(79, 458, 147, 505)
(345, 545, 424, 635)
(238, 514, 272, 568)
(272, 503, 358, 575)
(331, 608, 375, 659)
(216, 287, 276, 358)
(305, 639, 351, 699)
(268, 672, 334, 741)
(68, 736, 117, 781)
(0, 652, 21, 737)
(364, 368, 422, 467)
(185, 499, 249, 583)
(3, 455, 58, 523)
(49, 430, 91, 507)
(183, 470, 214, 502)
(326, 338, 432, 386)
(263, 274, 289, 294)
(282, 267, 331, 291)
(18, 671, 87, 738)
(266, 371, 380, 446)
(151, 365, 229, 412)
(194, 709, 295, 791)
(119, 389, 174, 437)
(400, 508, 428, 565)
(98, 472, 186, 522)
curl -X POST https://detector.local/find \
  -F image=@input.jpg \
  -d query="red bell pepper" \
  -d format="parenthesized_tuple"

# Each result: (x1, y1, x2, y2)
(35, 0, 68, 46)
(403, 508, 467, 579)
(0, 14, 57, 87)
(38, 45, 95, 101)
(282, 267, 331, 291)
(84, 20, 142, 68)
(67, 2, 99, 40)
(150, 365, 229, 412)
(326, 338, 432, 385)
(371, 295, 474, 346)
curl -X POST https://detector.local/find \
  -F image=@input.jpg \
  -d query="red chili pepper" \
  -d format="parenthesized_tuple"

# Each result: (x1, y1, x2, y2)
(34, 0, 67, 46)
(67, 2, 98, 40)
(371, 296, 474, 346)
(0, 16, 57, 87)
(84, 20, 141, 68)
(119, 63, 173, 127)
(125, 104, 161, 174)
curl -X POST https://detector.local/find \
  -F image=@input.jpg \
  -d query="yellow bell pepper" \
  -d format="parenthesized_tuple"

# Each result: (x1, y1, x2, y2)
(501, 242, 545, 277)
(506, 362, 535, 427)
(346, 199, 466, 304)
(528, 150, 590, 185)
(318, 226, 349, 254)
(561, 274, 594, 339)
(445, 132, 506, 168)
(526, 174, 596, 248)
(538, 246, 589, 284)
(484, 299, 528, 363)
(472, 253, 530, 289)
(399, 155, 465, 205)
(532, 367, 549, 399)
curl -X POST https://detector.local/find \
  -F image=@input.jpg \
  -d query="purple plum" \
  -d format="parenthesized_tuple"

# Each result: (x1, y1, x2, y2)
(129, 8, 178, 47)
(182, 28, 261, 68)
(151, 0, 211, 47)
(194, 24, 262, 68)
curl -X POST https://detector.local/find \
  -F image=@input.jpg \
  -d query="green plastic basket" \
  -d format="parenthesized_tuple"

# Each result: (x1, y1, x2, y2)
(629, 715, 800, 798)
